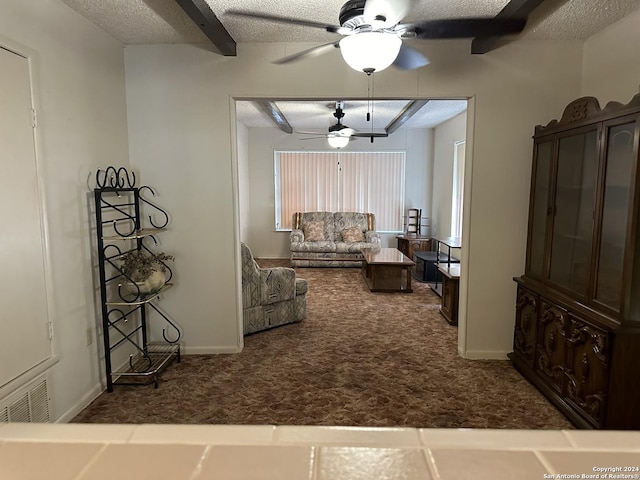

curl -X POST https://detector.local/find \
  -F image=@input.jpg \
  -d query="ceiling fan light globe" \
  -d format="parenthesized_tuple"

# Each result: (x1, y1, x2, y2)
(339, 32, 402, 73)
(327, 135, 350, 149)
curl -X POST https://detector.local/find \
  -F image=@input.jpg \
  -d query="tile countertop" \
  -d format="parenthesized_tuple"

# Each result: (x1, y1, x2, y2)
(1, 424, 639, 480)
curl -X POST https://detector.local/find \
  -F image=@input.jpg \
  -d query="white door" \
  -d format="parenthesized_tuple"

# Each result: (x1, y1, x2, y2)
(0, 46, 52, 387)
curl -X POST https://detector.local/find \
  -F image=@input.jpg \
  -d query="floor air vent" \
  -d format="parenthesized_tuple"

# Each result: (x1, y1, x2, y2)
(0, 375, 50, 423)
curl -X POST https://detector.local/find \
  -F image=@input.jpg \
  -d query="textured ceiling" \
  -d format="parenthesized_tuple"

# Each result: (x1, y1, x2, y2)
(59, 0, 638, 132)
(61, 0, 208, 44)
(60, 0, 639, 44)
(236, 99, 468, 131)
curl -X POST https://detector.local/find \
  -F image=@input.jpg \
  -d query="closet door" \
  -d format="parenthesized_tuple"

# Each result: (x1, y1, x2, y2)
(0, 47, 52, 387)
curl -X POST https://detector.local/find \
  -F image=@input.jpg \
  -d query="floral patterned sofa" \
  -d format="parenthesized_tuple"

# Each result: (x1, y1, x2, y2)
(290, 212, 381, 267)
(241, 242, 307, 335)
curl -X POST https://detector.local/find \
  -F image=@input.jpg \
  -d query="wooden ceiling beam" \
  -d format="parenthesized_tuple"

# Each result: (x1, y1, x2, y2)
(255, 101, 293, 134)
(471, 0, 547, 55)
(175, 0, 236, 56)
(385, 100, 430, 134)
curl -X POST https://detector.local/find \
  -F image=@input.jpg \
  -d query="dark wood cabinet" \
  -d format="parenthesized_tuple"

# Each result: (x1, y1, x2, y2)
(511, 94, 640, 429)
(397, 234, 432, 283)
(514, 287, 538, 368)
(438, 264, 460, 325)
(536, 300, 566, 396)
(396, 235, 431, 260)
(564, 314, 609, 427)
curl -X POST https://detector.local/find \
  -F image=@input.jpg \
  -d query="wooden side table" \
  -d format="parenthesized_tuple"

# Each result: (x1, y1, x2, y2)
(396, 235, 431, 260)
(430, 236, 462, 296)
(438, 263, 460, 326)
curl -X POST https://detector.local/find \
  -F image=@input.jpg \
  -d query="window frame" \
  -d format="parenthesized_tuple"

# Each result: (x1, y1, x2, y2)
(451, 140, 466, 238)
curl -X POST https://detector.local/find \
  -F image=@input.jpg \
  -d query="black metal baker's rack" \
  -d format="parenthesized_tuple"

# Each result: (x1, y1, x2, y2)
(94, 166, 180, 391)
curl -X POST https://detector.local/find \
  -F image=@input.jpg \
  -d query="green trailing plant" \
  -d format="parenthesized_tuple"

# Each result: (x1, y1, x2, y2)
(119, 250, 174, 282)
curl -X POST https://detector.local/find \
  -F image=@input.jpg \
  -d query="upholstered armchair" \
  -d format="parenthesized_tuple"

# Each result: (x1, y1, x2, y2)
(241, 242, 307, 335)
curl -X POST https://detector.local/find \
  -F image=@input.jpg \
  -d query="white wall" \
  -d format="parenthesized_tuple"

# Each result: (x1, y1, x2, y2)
(244, 126, 434, 258)
(125, 39, 583, 359)
(432, 112, 467, 240)
(0, 0, 129, 421)
(419, 41, 583, 359)
(403, 128, 434, 238)
(582, 8, 640, 103)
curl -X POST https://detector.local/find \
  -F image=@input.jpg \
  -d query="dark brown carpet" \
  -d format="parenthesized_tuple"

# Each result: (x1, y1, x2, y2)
(73, 260, 572, 429)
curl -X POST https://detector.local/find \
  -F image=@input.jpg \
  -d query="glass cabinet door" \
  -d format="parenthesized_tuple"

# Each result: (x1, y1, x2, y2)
(594, 121, 636, 311)
(528, 141, 552, 278)
(549, 130, 598, 296)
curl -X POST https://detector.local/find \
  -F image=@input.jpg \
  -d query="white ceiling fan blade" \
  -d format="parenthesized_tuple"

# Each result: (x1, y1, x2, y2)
(294, 130, 327, 135)
(273, 42, 339, 65)
(392, 43, 429, 70)
(364, 0, 412, 28)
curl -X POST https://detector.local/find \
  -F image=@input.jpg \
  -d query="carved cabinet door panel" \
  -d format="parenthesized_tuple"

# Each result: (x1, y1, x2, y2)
(565, 315, 609, 428)
(441, 275, 452, 316)
(514, 287, 538, 367)
(411, 239, 429, 254)
(535, 301, 567, 395)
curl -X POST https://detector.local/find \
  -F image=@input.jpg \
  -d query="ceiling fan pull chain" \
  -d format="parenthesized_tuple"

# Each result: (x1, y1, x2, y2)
(370, 74, 375, 142)
(366, 75, 372, 122)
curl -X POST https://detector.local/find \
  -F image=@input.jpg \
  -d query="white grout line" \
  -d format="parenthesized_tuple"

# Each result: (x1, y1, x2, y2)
(188, 444, 212, 480)
(308, 445, 317, 480)
(561, 430, 579, 449)
(72, 443, 109, 480)
(126, 424, 139, 443)
(312, 445, 322, 480)
(534, 449, 558, 477)
(423, 448, 442, 480)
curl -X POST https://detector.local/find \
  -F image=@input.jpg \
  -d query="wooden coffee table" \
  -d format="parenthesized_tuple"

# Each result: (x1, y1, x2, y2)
(361, 248, 415, 293)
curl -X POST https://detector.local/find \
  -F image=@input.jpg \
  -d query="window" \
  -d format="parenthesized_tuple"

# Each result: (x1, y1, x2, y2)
(275, 150, 405, 231)
(451, 140, 465, 237)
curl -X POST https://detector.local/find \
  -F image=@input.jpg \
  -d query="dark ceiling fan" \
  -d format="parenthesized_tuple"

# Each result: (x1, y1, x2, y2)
(296, 101, 388, 147)
(226, 0, 528, 74)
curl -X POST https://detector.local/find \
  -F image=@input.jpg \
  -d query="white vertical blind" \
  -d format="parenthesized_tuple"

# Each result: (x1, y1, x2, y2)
(276, 151, 339, 229)
(339, 152, 405, 231)
(275, 150, 405, 231)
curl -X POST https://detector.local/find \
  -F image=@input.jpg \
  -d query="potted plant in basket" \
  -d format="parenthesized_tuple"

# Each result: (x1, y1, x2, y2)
(118, 250, 174, 296)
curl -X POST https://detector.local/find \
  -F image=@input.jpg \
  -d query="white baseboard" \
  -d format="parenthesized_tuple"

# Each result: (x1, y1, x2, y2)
(55, 382, 104, 424)
(461, 350, 510, 360)
(182, 345, 241, 355)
